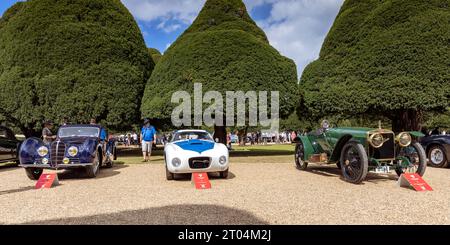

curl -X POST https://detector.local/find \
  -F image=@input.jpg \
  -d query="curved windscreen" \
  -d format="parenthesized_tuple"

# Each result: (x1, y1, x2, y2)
(171, 131, 213, 142)
(58, 127, 100, 138)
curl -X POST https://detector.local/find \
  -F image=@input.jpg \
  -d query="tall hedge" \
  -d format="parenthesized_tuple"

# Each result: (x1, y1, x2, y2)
(141, 0, 298, 140)
(0, 0, 154, 137)
(299, 0, 449, 132)
(148, 48, 162, 64)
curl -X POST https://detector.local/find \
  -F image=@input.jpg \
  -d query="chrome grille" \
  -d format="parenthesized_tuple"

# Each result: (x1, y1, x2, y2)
(50, 141, 66, 166)
(189, 157, 211, 169)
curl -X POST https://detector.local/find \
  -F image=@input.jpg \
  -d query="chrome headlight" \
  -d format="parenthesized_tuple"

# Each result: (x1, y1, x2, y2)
(68, 146, 78, 157)
(219, 156, 227, 165)
(37, 146, 49, 157)
(171, 157, 181, 167)
(397, 132, 412, 147)
(369, 133, 384, 148)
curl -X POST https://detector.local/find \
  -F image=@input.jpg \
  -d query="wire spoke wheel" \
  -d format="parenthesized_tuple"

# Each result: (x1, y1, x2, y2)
(396, 142, 426, 176)
(295, 141, 308, 170)
(340, 142, 368, 184)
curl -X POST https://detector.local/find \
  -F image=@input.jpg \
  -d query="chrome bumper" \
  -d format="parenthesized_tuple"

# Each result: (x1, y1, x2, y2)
(19, 163, 93, 169)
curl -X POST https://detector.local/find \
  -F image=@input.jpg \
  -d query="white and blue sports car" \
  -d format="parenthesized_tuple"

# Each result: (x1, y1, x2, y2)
(164, 130, 229, 180)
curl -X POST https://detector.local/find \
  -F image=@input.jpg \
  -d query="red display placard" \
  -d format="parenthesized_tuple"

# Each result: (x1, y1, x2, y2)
(192, 172, 211, 189)
(35, 173, 59, 189)
(398, 173, 433, 191)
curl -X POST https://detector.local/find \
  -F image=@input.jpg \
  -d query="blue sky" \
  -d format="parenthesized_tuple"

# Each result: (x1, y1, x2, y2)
(0, 0, 344, 76)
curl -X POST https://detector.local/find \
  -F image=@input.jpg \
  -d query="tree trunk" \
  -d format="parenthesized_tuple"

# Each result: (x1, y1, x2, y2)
(391, 109, 423, 133)
(238, 126, 248, 146)
(21, 126, 40, 138)
(213, 125, 227, 144)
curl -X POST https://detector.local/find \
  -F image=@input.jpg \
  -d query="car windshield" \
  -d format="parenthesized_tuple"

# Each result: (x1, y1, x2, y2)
(171, 131, 213, 142)
(58, 127, 99, 138)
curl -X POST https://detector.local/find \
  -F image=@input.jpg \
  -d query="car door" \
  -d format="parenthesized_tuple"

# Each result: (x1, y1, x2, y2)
(0, 128, 17, 162)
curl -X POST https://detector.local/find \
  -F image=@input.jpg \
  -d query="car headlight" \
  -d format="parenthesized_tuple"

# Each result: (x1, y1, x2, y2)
(41, 158, 49, 164)
(68, 146, 78, 157)
(171, 158, 181, 167)
(369, 133, 384, 148)
(397, 132, 412, 147)
(37, 146, 48, 157)
(219, 156, 227, 165)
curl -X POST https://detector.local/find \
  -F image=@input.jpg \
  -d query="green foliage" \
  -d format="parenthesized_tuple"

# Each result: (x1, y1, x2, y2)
(300, 0, 449, 128)
(141, 0, 299, 121)
(0, 0, 153, 135)
(148, 48, 162, 64)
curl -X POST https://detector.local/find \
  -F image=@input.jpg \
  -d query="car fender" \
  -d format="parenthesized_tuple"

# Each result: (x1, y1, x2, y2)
(298, 136, 315, 161)
(19, 137, 45, 165)
(330, 135, 354, 162)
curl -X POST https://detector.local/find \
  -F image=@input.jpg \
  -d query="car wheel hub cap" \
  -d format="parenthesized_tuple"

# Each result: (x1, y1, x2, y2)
(430, 149, 444, 163)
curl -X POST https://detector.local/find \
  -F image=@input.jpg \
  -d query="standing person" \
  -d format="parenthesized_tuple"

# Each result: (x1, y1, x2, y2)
(291, 131, 297, 142)
(132, 132, 138, 146)
(42, 120, 56, 145)
(140, 118, 156, 162)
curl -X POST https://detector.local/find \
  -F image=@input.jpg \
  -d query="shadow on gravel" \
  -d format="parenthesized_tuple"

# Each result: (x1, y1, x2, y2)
(24, 204, 268, 225)
(0, 186, 35, 196)
(303, 165, 399, 184)
(172, 171, 236, 181)
(56, 163, 128, 180)
(0, 164, 19, 173)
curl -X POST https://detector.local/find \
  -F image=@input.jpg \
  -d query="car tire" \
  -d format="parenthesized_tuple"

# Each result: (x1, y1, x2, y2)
(105, 158, 114, 168)
(166, 165, 174, 180)
(340, 142, 368, 184)
(25, 168, 43, 180)
(85, 151, 100, 178)
(113, 147, 118, 161)
(219, 169, 229, 179)
(427, 145, 448, 168)
(395, 142, 427, 177)
(295, 141, 308, 170)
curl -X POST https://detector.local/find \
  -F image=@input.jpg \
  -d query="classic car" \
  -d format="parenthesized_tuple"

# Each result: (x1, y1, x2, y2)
(19, 124, 117, 180)
(0, 126, 22, 165)
(164, 129, 229, 180)
(420, 133, 450, 168)
(293, 121, 427, 184)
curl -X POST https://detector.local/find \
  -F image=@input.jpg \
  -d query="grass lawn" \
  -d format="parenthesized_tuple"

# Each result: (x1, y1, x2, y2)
(116, 144, 295, 165)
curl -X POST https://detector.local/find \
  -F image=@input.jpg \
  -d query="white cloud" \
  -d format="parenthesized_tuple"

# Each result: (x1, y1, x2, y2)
(122, 0, 344, 77)
(250, 0, 344, 76)
(121, 0, 205, 25)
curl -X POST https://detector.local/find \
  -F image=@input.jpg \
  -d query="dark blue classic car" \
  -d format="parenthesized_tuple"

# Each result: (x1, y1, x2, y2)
(19, 124, 117, 179)
(421, 134, 450, 168)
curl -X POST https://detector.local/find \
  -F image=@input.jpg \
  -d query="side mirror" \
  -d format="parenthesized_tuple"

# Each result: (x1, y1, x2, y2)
(215, 138, 219, 143)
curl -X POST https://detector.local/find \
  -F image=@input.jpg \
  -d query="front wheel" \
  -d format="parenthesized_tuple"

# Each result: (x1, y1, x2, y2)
(25, 168, 43, 180)
(340, 142, 368, 184)
(427, 145, 448, 168)
(219, 169, 229, 179)
(396, 142, 427, 177)
(295, 142, 308, 170)
(85, 151, 100, 178)
(166, 165, 174, 180)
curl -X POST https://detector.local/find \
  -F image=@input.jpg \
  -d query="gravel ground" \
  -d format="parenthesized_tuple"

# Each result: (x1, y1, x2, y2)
(0, 161, 449, 225)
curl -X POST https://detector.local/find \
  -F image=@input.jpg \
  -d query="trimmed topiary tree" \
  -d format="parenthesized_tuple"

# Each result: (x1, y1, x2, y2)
(0, 0, 154, 137)
(141, 0, 298, 142)
(148, 48, 162, 64)
(299, 0, 449, 132)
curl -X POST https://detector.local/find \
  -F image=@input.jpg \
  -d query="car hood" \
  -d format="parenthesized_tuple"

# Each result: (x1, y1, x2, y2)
(173, 139, 215, 154)
(327, 127, 397, 138)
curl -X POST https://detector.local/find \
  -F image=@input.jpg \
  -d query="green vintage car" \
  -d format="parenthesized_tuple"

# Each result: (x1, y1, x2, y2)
(293, 121, 426, 184)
